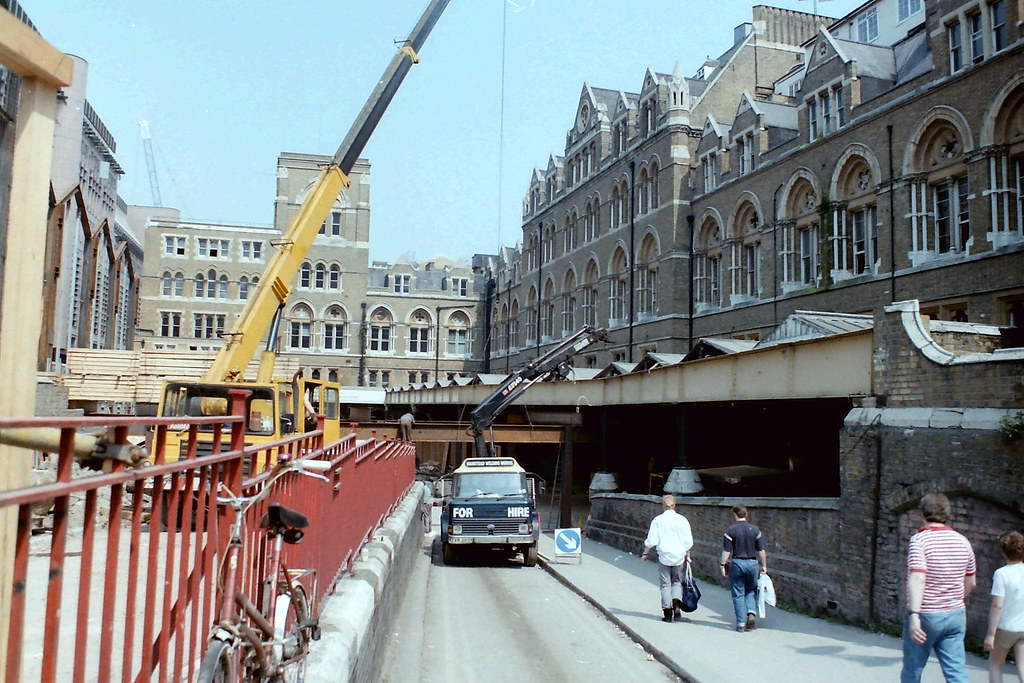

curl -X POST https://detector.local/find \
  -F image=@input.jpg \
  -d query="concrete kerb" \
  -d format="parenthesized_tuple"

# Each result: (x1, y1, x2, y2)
(536, 537, 699, 683)
(306, 483, 423, 682)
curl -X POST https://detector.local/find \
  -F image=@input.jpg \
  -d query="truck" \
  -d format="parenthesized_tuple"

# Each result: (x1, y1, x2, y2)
(438, 457, 544, 566)
(438, 325, 607, 565)
(154, 0, 450, 463)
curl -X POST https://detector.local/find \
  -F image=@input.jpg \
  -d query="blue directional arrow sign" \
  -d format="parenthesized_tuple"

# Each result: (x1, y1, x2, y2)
(554, 528, 582, 563)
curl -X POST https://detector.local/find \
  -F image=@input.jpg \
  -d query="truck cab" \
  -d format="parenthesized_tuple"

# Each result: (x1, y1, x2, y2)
(437, 457, 543, 566)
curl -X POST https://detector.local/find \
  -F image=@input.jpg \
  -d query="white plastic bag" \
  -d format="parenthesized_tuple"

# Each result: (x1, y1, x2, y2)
(757, 573, 776, 618)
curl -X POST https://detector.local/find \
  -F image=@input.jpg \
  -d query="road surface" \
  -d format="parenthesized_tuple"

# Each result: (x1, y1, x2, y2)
(375, 512, 680, 682)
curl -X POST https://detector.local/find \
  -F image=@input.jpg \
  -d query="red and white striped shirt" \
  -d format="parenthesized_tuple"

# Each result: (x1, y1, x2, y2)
(907, 525, 976, 612)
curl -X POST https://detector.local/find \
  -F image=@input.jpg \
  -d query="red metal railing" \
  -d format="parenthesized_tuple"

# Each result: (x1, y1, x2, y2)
(0, 399, 414, 682)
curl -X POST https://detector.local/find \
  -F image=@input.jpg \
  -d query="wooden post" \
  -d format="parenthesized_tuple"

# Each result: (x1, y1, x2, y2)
(0, 9, 73, 674)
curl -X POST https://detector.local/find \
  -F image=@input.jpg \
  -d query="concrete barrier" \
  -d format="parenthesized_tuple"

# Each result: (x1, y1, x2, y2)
(306, 482, 425, 682)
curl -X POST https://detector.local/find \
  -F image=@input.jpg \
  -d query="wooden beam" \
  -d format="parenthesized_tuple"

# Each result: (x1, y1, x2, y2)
(0, 8, 73, 85)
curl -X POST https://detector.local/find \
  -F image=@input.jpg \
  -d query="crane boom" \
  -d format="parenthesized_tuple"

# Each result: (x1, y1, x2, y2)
(205, 0, 450, 383)
(468, 326, 608, 458)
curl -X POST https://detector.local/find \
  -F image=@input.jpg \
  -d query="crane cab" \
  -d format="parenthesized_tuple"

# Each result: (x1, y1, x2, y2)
(156, 377, 341, 468)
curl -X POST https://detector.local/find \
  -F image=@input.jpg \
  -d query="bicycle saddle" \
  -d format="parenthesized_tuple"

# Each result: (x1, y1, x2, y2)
(259, 502, 309, 544)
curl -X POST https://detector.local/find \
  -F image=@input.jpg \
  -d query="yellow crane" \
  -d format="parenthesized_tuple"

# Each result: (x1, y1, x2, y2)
(157, 0, 450, 461)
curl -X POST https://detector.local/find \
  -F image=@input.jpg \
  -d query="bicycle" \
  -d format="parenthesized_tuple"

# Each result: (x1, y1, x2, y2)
(197, 454, 332, 682)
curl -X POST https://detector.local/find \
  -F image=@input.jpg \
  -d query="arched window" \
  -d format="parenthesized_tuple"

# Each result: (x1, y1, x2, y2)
(834, 154, 878, 278)
(446, 311, 470, 355)
(206, 269, 217, 298)
(369, 308, 393, 352)
(637, 234, 659, 317)
(908, 116, 971, 262)
(194, 272, 205, 298)
(329, 264, 341, 290)
(174, 272, 184, 297)
(324, 306, 347, 350)
(609, 248, 628, 323)
(239, 276, 250, 300)
(218, 274, 228, 299)
(694, 217, 723, 309)
(541, 279, 555, 339)
(314, 263, 327, 289)
(562, 270, 577, 334)
(162, 271, 172, 296)
(408, 308, 432, 354)
(509, 300, 520, 350)
(582, 260, 599, 327)
(729, 201, 761, 302)
(288, 305, 313, 350)
(638, 167, 649, 214)
(299, 261, 312, 289)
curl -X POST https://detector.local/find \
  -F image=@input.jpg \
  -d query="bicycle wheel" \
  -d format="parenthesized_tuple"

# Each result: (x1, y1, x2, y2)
(272, 587, 309, 683)
(196, 639, 233, 683)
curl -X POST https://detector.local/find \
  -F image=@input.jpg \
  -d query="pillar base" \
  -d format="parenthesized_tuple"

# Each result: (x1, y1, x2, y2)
(664, 467, 703, 495)
(588, 471, 618, 493)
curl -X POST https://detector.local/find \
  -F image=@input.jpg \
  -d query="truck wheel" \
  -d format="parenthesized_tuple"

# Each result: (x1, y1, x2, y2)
(523, 544, 538, 567)
(443, 542, 457, 565)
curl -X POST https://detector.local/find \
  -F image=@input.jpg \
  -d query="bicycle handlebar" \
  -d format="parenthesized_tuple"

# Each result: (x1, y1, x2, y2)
(216, 456, 333, 509)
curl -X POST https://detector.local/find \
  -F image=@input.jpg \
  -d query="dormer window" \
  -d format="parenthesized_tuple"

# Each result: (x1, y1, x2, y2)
(856, 7, 878, 43)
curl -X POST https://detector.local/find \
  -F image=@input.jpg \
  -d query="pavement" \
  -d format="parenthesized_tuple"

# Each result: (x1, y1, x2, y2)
(534, 529, 998, 683)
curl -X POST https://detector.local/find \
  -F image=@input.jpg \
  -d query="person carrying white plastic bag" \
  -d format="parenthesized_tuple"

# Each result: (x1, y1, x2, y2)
(757, 572, 776, 618)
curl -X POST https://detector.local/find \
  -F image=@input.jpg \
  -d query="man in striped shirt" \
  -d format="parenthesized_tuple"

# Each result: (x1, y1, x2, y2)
(901, 492, 977, 683)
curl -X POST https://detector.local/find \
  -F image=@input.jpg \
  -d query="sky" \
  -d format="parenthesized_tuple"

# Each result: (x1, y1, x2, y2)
(25, 0, 863, 265)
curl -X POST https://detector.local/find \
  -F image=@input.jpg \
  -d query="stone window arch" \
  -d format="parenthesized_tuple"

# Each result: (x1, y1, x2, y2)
(609, 247, 628, 324)
(288, 304, 314, 350)
(541, 278, 556, 340)
(408, 307, 432, 354)
(582, 259, 600, 327)
(729, 201, 761, 301)
(562, 269, 577, 334)
(637, 232, 659, 317)
(324, 305, 348, 351)
(782, 176, 821, 287)
(369, 307, 393, 353)
(907, 111, 973, 262)
(694, 216, 723, 308)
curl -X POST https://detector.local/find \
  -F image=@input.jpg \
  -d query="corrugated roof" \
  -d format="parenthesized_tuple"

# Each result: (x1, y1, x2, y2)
(759, 310, 872, 347)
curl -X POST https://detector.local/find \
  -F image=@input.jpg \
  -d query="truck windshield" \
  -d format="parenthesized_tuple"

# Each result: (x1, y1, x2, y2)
(454, 472, 526, 498)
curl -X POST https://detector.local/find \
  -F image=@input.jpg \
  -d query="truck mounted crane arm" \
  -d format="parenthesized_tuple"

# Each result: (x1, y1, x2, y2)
(468, 325, 608, 458)
(205, 0, 450, 383)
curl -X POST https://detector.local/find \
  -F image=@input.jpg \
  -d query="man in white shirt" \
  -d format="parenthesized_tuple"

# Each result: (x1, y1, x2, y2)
(642, 495, 694, 622)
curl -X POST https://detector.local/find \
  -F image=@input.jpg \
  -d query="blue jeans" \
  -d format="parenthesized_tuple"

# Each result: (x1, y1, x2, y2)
(900, 608, 968, 683)
(728, 558, 759, 627)
(658, 563, 683, 609)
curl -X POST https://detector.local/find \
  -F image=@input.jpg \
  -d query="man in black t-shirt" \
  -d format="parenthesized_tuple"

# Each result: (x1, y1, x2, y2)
(720, 504, 767, 632)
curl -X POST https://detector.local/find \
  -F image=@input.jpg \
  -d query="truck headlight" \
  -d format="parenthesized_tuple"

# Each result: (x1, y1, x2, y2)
(452, 524, 462, 535)
(518, 523, 529, 535)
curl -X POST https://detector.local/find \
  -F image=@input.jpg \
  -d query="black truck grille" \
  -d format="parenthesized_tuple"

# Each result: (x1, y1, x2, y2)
(460, 520, 523, 535)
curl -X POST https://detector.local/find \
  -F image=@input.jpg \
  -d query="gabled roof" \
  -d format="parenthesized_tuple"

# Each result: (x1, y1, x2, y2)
(683, 337, 759, 361)
(566, 367, 602, 381)
(472, 373, 509, 386)
(594, 361, 637, 379)
(758, 311, 873, 347)
(634, 352, 686, 372)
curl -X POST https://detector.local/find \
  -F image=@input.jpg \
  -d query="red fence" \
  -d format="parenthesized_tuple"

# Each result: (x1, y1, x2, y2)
(0, 406, 414, 682)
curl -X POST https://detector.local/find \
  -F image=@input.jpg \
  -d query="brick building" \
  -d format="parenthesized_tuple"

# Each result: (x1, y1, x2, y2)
(493, 0, 1023, 369)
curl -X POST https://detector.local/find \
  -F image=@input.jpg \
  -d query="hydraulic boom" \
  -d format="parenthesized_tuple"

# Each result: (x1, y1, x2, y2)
(468, 326, 608, 458)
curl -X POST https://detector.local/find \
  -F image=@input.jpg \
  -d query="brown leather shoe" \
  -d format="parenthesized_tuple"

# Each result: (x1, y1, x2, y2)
(745, 612, 756, 630)
(736, 625, 745, 632)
